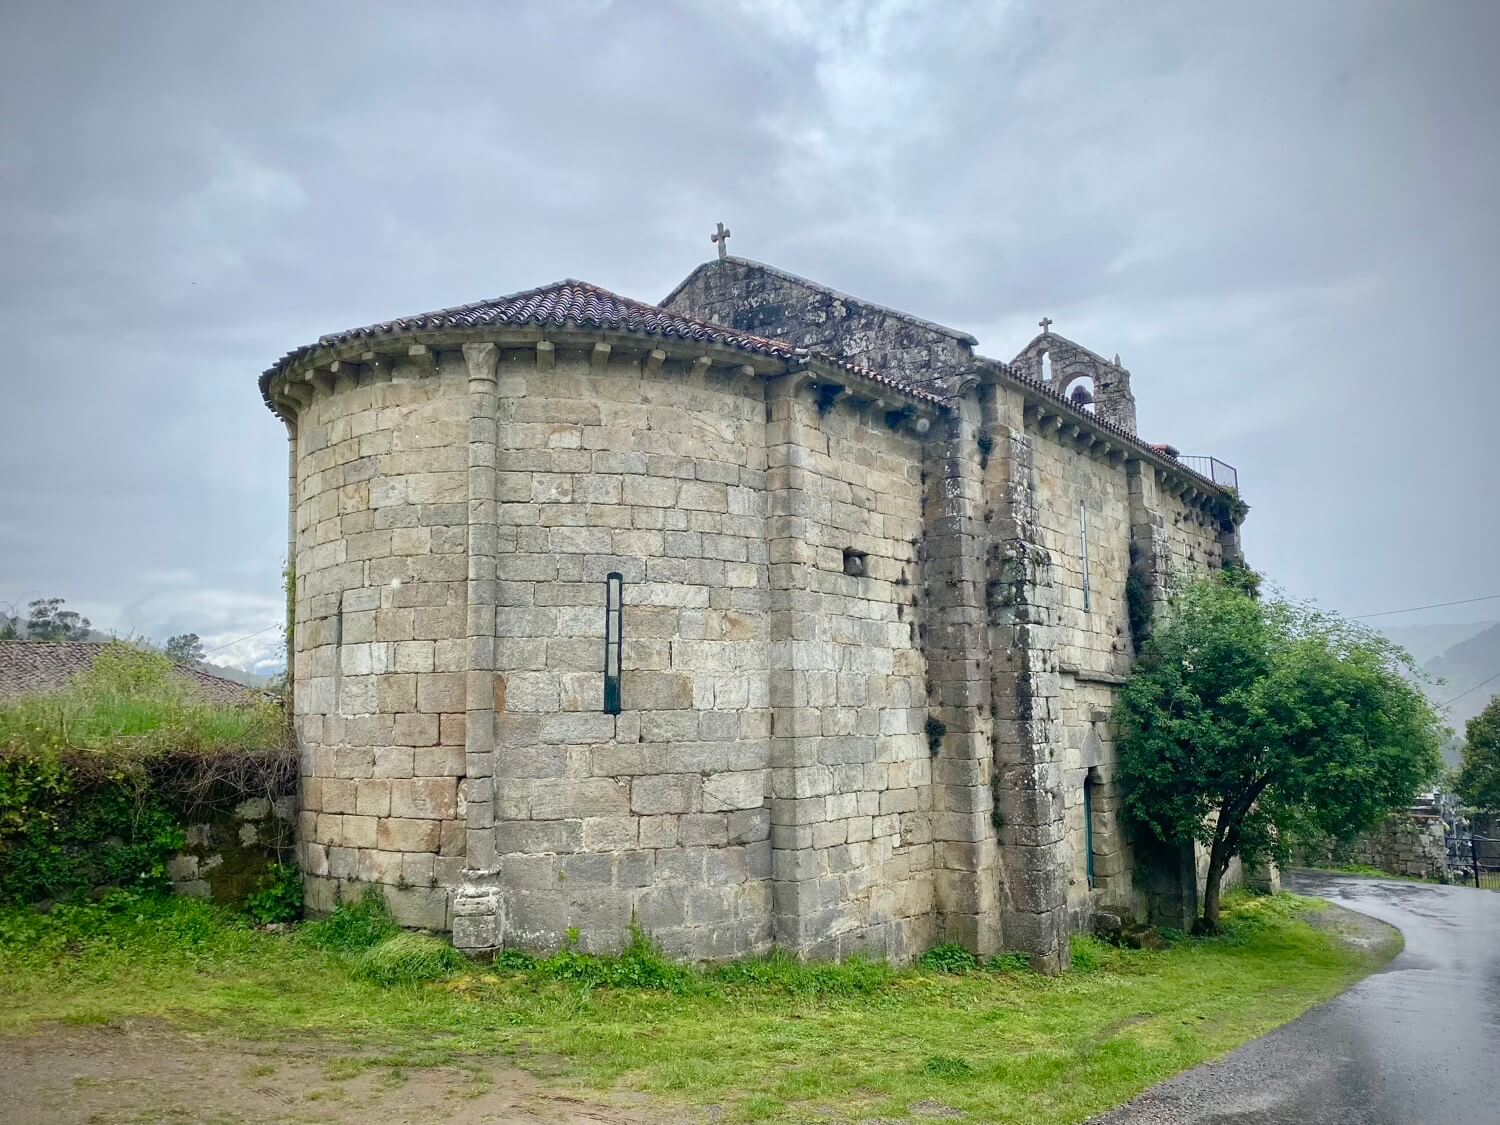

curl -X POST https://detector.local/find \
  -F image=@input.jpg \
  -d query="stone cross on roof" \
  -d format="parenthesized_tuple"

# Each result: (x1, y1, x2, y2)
(1039, 316, 1053, 333)
(711, 221, 731, 260)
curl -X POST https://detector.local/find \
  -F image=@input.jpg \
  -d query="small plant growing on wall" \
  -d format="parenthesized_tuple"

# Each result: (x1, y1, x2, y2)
(1125, 573, 1152, 653)
(814, 383, 843, 416)
(925, 716, 947, 755)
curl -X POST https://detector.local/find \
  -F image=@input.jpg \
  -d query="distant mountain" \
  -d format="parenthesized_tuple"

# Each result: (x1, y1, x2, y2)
(195, 661, 271, 689)
(1424, 623, 1500, 732)
(1381, 621, 1496, 665)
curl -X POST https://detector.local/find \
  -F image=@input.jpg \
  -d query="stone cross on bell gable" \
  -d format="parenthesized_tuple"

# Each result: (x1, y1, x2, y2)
(1039, 316, 1053, 334)
(711, 221, 732, 260)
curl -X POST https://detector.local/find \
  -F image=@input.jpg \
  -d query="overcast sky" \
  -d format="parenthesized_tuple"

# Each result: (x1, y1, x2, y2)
(2, 0, 1496, 675)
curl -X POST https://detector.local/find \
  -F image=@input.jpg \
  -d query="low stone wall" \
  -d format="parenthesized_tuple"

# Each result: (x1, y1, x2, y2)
(168, 795, 297, 904)
(1300, 811, 1448, 880)
(1352, 814, 1447, 878)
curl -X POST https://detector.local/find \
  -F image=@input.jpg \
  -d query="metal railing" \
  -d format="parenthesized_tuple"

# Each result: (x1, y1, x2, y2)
(1175, 455, 1239, 491)
(1449, 834, 1500, 889)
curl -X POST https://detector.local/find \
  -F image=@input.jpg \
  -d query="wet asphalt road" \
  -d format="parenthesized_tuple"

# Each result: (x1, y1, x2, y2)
(1094, 871, 1500, 1124)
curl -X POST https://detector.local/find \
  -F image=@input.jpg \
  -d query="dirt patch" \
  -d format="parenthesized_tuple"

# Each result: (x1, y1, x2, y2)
(1304, 902, 1403, 961)
(0, 1020, 651, 1124)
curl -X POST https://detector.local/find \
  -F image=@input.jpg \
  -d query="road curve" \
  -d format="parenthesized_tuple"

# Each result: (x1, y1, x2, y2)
(1092, 871, 1500, 1124)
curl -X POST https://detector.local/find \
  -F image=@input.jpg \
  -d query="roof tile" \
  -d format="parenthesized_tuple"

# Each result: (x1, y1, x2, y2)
(260, 279, 945, 408)
(0, 641, 267, 709)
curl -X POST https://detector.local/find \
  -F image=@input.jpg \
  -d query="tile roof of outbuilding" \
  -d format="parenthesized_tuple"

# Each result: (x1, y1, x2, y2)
(0, 641, 266, 709)
(259, 279, 946, 408)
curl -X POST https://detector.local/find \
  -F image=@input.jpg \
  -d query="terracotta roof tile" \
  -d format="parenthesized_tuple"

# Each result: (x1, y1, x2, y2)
(0, 641, 267, 709)
(260, 280, 944, 409)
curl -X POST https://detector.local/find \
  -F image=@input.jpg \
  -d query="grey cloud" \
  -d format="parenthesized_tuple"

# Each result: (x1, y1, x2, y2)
(1, 0, 1495, 668)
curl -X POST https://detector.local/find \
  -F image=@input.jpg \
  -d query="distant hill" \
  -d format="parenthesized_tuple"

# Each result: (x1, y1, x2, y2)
(1381, 621, 1496, 665)
(195, 661, 271, 689)
(1423, 623, 1500, 732)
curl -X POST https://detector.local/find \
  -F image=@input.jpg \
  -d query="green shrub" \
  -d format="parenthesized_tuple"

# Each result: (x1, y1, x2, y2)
(243, 862, 303, 924)
(354, 932, 466, 986)
(300, 888, 398, 954)
(0, 645, 291, 906)
(984, 952, 1033, 974)
(0, 753, 185, 903)
(495, 947, 537, 971)
(526, 927, 694, 992)
(1068, 936, 1102, 972)
(709, 949, 892, 996)
(919, 941, 980, 974)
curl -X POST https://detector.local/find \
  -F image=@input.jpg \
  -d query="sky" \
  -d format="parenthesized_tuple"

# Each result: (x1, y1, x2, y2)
(1, 0, 1496, 678)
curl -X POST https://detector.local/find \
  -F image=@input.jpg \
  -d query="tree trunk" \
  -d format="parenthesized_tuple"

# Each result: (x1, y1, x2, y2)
(1196, 834, 1231, 934)
(1198, 858, 1225, 933)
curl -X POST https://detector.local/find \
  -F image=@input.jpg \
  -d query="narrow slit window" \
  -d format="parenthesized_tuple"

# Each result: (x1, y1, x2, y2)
(1083, 773, 1097, 888)
(603, 572, 623, 714)
(1079, 502, 1092, 613)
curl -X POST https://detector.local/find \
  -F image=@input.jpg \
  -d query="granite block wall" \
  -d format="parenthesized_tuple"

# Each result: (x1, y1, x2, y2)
(276, 326, 1241, 961)
(487, 351, 774, 958)
(292, 354, 472, 929)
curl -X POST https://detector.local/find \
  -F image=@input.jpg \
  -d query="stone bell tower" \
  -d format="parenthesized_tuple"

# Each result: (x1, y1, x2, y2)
(1011, 321, 1138, 435)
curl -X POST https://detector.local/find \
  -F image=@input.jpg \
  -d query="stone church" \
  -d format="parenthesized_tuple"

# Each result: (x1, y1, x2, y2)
(259, 237, 1244, 971)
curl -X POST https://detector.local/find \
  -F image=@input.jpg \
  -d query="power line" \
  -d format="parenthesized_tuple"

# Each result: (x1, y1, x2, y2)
(1439, 669, 1500, 708)
(202, 623, 281, 655)
(1352, 593, 1500, 620)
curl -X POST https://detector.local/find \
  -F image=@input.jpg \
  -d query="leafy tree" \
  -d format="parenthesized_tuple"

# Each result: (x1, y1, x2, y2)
(1119, 577, 1443, 932)
(0, 619, 17, 640)
(1455, 696, 1500, 811)
(163, 632, 205, 664)
(24, 598, 91, 642)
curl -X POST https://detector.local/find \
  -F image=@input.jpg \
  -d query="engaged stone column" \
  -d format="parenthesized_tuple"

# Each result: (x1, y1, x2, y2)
(923, 389, 1000, 954)
(1125, 459, 1171, 630)
(453, 341, 502, 954)
(985, 390, 1070, 974)
(764, 374, 830, 955)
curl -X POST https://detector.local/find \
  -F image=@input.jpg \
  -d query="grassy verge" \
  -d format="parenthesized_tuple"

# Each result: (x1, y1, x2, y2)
(0, 890, 1388, 1124)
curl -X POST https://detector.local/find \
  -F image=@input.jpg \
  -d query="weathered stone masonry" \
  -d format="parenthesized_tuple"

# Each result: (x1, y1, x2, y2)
(261, 260, 1243, 967)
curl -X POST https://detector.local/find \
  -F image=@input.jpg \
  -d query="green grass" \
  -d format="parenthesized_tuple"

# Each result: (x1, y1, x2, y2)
(0, 890, 1391, 1124)
(0, 643, 284, 758)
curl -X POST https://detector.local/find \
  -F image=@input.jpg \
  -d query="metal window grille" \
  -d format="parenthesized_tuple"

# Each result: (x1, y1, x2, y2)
(1083, 775, 1096, 889)
(603, 572, 623, 714)
(1079, 502, 1091, 612)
